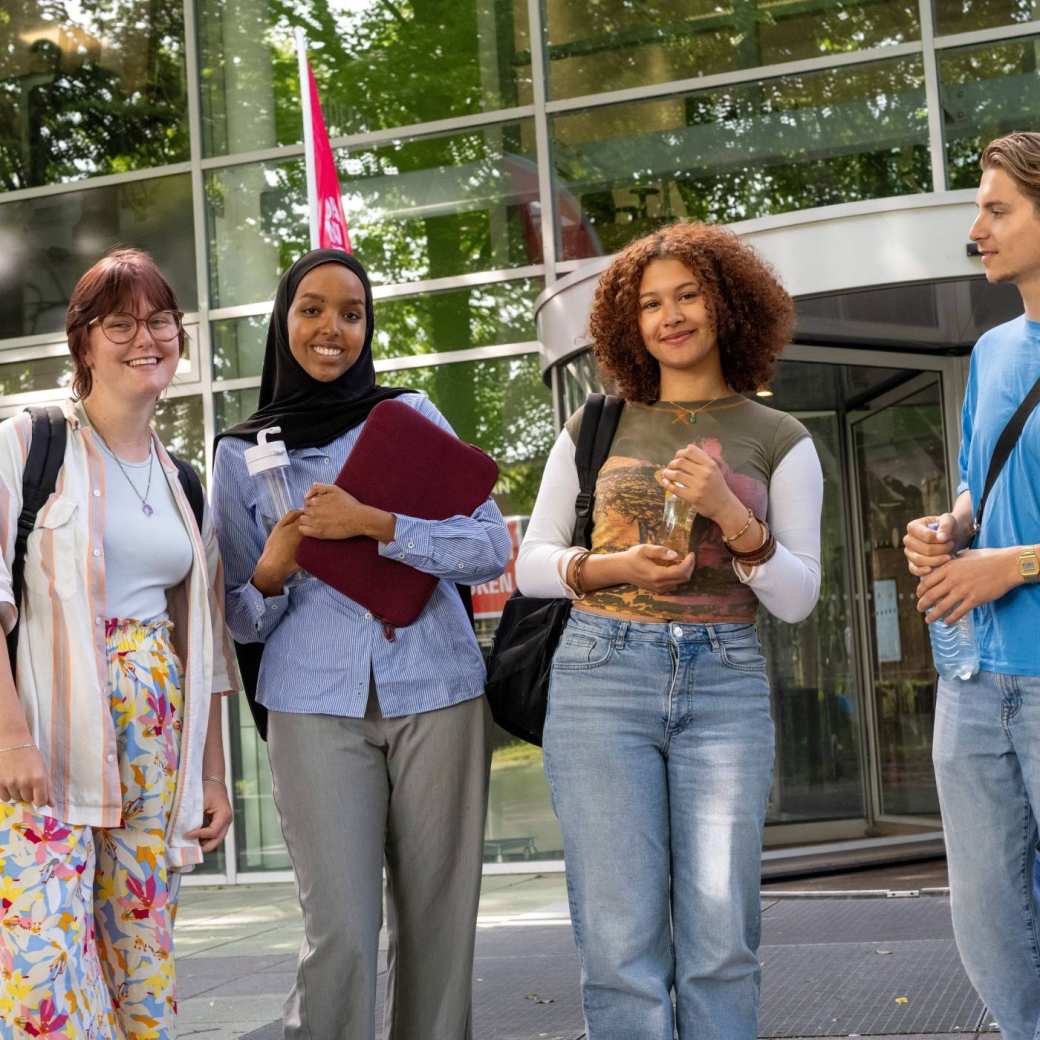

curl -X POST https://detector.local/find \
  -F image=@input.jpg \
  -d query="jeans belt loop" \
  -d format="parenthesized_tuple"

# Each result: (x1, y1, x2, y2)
(614, 620, 628, 650)
(705, 623, 720, 651)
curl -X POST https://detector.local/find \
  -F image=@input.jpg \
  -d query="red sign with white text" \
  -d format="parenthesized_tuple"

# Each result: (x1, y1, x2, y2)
(472, 516, 526, 619)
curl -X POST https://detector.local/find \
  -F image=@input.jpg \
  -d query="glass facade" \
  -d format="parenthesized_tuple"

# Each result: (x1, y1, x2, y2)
(3, 0, 1037, 879)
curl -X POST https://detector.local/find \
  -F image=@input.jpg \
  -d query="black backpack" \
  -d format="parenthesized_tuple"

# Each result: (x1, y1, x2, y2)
(484, 393, 623, 746)
(7, 406, 205, 668)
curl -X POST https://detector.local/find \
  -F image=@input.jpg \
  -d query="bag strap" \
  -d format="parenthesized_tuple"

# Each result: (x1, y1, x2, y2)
(170, 453, 205, 533)
(9, 406, 67, 668)
(974, 373, 1040, 539)
(572, 393, 623, 549)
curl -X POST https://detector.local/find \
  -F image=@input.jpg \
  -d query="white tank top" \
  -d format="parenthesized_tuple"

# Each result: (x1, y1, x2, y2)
(100, 442, 193, 621)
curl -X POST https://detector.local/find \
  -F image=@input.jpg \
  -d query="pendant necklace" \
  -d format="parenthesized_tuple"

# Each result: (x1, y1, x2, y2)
(659, 393, 723, 425)
(96, 431, 156, 516)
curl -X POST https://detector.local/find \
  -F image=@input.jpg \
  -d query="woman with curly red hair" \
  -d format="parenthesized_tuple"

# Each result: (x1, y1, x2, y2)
(517, 222, 823, 1039)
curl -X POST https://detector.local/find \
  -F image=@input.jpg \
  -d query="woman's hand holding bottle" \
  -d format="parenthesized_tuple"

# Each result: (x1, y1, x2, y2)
(252, 509, 305, 596)
(660, 444, 740, 522)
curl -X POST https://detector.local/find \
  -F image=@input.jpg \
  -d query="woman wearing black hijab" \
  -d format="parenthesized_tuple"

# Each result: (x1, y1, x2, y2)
(211, 249, 511, 1040)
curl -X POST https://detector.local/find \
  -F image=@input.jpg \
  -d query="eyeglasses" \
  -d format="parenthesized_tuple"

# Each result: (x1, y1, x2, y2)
(89, 310, 183, 345)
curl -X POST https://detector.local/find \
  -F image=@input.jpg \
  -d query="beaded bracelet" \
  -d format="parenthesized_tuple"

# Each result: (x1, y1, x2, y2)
(721, 507, 755, 545)
(730, 532, 777, 568)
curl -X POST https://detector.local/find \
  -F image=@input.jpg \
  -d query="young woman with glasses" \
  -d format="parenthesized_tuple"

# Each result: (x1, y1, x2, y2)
(0, 248, 237, 1038)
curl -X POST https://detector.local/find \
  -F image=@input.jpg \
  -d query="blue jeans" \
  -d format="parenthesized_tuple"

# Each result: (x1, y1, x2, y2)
(933, 669, 1040, 1040)
(543, 611, 775, 1040)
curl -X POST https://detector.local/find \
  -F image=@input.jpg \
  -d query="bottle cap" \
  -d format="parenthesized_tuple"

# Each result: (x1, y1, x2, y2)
(244, 427, 290, 476)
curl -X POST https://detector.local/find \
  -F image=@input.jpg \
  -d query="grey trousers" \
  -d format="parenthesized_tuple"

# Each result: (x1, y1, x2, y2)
(268, 689, 491, 1040)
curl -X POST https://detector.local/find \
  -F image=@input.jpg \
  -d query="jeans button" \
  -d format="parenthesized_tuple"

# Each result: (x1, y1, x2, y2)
(672, 625, 683, 638)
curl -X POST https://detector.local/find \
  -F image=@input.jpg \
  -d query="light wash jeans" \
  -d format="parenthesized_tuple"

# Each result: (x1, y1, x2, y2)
(542, 611, 775, 1040)
(933, 669, 1040, 1040)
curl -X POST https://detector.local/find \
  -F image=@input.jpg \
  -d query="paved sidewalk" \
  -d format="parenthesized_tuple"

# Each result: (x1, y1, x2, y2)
(176, 870, 996, 1040)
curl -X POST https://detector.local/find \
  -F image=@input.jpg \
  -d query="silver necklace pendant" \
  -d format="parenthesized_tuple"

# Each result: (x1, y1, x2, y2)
(142, 502, 154, 517)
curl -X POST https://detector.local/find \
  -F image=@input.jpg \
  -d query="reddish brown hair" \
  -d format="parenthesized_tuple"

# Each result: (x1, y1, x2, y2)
(65, 248, 186, 400)
(588, 222, 794, 403)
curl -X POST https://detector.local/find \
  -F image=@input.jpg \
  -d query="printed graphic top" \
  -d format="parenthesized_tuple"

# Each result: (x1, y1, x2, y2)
(518, 394, 821, 625)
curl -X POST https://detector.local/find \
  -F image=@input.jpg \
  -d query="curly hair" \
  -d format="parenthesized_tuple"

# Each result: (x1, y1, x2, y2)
(587, 222, 794, 402)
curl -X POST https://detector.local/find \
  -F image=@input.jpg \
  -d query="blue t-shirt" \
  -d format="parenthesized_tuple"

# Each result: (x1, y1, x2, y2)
(959, 314, 1040, 676)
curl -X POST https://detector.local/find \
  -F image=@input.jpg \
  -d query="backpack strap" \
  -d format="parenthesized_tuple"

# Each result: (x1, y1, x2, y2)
(571, 394, 623, 549)
(8, 406, 67, 668)
(170, 454, 205, 533)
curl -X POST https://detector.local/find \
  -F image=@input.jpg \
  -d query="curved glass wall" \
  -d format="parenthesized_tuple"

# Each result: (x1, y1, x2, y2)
(2, 0, 1038, 877)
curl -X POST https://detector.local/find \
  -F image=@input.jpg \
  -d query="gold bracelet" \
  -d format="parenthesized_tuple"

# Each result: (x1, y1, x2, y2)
(571, 550, 592, 597)
(202, 775, 226, 786)
(722, 507, 755, 545)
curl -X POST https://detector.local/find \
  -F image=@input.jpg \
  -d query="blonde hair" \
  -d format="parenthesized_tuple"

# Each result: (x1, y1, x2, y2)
(981, 132, 1040, 211)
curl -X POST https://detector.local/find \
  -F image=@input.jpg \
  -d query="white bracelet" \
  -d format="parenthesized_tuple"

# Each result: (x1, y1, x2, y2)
(0, 742, 36, 755)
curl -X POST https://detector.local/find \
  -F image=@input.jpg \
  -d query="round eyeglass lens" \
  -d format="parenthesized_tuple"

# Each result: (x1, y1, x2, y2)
(101, 312, 181, 343)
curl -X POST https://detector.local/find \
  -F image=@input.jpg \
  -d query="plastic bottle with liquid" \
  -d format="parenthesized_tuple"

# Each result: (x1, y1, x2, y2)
(244, 427, 295, 529)
(925, 521, 979, 681)
(661, 490, 696, 556)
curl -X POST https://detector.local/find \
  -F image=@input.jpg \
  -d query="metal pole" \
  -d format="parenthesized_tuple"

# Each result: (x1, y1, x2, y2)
(296, 27, 320, 249)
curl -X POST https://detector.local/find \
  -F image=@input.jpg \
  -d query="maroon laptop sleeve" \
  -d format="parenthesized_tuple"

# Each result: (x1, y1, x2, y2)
(295, 398, 499, 627)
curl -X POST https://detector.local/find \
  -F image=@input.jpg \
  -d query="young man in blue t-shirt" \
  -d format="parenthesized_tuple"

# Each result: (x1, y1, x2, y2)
(905, 132, 1040, 1040)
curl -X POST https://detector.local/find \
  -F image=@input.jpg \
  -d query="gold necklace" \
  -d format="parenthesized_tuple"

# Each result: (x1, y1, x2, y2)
(659, 393, 723, 425)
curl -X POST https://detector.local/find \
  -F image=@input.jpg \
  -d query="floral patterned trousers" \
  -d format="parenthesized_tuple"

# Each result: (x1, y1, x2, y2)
(0, 619, 183, 1040)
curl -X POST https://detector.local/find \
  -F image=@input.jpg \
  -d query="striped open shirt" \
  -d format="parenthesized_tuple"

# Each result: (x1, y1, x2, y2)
(211, 392, 511, 718)
(0, 401, 238, 869)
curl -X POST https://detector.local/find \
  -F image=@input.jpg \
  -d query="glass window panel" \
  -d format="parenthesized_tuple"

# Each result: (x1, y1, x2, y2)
(214, 386, 261, 431)
(940, 35, 1040, 190)
(153, 394, 205, 474)
(205, 123, 539, 307)
(0, 2, 189, 190)
(546, 0, 919, 100)
(196, 0, 532, 159)
(0, 353, 72, 397)
(933, 0, 1040, 36)
(552, 57, 931, 261)
(0, 174, 197, 340)
(375, 279, 541, 361)
(212, 317, 269, 382)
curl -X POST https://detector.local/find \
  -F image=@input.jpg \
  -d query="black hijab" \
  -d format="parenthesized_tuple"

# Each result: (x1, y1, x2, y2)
(216, 248, 414, 450)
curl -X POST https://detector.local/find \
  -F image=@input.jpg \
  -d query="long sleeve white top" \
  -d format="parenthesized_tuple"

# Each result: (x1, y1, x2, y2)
(516, 430, 823, 624)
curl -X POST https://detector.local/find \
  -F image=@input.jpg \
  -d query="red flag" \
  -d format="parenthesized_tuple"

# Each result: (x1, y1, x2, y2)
(304, 61, 351, 253)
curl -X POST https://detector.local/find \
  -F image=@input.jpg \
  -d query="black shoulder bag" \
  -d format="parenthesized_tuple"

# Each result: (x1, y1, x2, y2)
(8, 406, 205, 672)
(484, 393, 623, 746)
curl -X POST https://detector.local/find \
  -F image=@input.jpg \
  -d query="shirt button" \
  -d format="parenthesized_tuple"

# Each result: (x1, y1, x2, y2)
(407, 541, 415, 549)
(364, 611, 372, 620)
(92, 548, 102, 558)
(672, 625, 683, 638)
(95, 615, 102, 625)
(106, 752, 115, 763)
(456, 561, 465, 569)
(93, 488, 101, 497)
(270, 604, 278, 611)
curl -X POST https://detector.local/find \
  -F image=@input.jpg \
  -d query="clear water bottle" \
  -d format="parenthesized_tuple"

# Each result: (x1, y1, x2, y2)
(661, 490, 696, 555)
(244, 427, 295, 529)
(926, 522, 979, 681)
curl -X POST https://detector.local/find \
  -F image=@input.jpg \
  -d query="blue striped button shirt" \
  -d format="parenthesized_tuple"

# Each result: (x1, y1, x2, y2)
(211, 392, 511, 718)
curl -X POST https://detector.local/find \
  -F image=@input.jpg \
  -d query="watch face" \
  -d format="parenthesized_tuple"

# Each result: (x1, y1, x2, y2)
(1022, 555, 1040, 578)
